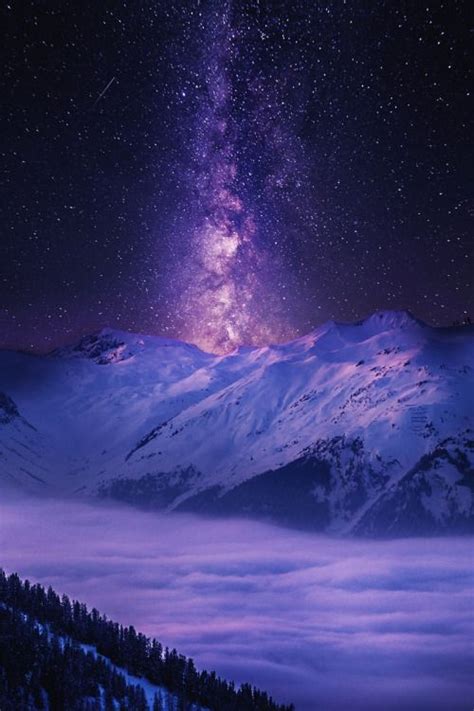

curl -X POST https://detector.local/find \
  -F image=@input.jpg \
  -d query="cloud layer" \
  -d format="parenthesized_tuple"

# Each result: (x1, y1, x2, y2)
(1, 494, 473, 710)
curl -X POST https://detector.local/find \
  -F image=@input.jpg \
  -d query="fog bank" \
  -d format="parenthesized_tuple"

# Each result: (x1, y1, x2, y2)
(1, 495, 473, 710)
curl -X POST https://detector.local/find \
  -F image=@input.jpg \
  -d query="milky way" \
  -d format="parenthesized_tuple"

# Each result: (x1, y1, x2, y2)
(0, 1, 472, 351)
(174, 3, 291, 353)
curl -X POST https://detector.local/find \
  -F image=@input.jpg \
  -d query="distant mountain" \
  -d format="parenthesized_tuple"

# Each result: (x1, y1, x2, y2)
(0, 311, 473, 536)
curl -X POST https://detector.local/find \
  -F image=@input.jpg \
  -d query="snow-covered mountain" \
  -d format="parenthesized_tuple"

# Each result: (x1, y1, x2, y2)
(0, 311, 473, 535)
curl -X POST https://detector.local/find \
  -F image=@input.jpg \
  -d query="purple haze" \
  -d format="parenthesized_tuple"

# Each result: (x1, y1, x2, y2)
(0, 494, 473, 710)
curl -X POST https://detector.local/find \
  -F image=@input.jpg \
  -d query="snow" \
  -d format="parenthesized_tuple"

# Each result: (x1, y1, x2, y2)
(0, 311, 472, 532)
(0, 604, 184, 710)
(79, 643, 174, 710)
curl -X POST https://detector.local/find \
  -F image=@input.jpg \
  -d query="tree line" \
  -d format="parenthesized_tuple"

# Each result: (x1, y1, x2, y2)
(0, 569, 294, 711)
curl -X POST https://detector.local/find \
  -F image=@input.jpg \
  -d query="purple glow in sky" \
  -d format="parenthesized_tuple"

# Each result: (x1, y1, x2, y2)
(1, 495, 473, 711)
(1, 2, 471, 353)
(174, 3, 291, 353)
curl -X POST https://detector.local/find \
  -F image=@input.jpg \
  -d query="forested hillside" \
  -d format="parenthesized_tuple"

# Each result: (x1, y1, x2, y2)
(0, 570, 293, 711)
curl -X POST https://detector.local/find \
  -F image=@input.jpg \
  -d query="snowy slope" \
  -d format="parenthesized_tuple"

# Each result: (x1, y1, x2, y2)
(0, 391, 54, 490)
(0, 312, 473, 535)
(78, 641, 205, 711)
(0, 602, 205, 711)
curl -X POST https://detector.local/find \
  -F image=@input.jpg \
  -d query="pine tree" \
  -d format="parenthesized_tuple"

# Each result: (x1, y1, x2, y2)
(0, 568, 294, 711)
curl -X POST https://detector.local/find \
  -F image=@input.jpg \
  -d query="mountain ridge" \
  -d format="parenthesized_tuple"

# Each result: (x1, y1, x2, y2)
(46, 310, 444, 358)
(0, 311, 473, 536)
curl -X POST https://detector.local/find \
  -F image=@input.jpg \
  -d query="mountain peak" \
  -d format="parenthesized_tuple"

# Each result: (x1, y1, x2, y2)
(50, 311, 431, 364)
(51, 327, 211, 363)
(290, 310, 426, 351)
(357, 309, 425, 332)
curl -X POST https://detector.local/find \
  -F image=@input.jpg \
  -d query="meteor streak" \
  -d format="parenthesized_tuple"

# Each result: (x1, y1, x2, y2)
(92, 76, 116, 108)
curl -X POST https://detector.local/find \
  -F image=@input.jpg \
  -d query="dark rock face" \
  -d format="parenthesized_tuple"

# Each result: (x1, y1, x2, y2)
(178, 456, 333, 530)
(1, 314, 472, 537)
(354, 434, 474, 536)
(72, 334, 128, 364)
(0, 392, 19, 424)
(52, 331, 131, 364)
(98, 466, 203, 510)
(99, 434, 474, 536)
(178, 437, 395, 532)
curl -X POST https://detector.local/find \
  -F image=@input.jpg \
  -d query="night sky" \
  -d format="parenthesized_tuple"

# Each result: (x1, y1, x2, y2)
(1, 1, 472, 353)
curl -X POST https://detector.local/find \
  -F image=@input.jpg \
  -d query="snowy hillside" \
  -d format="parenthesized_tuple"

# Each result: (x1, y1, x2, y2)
(1, 569, 288, 711)
(0, 311, 473, 535)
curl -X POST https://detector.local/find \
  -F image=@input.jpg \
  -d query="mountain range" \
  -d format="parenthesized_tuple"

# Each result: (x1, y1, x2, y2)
(1, 310, 473, 536)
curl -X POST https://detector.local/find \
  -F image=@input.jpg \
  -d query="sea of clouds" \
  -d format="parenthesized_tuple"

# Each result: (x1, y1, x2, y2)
(1, 494, 473, 710)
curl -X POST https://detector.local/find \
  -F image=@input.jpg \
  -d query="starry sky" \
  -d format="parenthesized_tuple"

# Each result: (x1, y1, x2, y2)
(1, 1, 472, 353)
